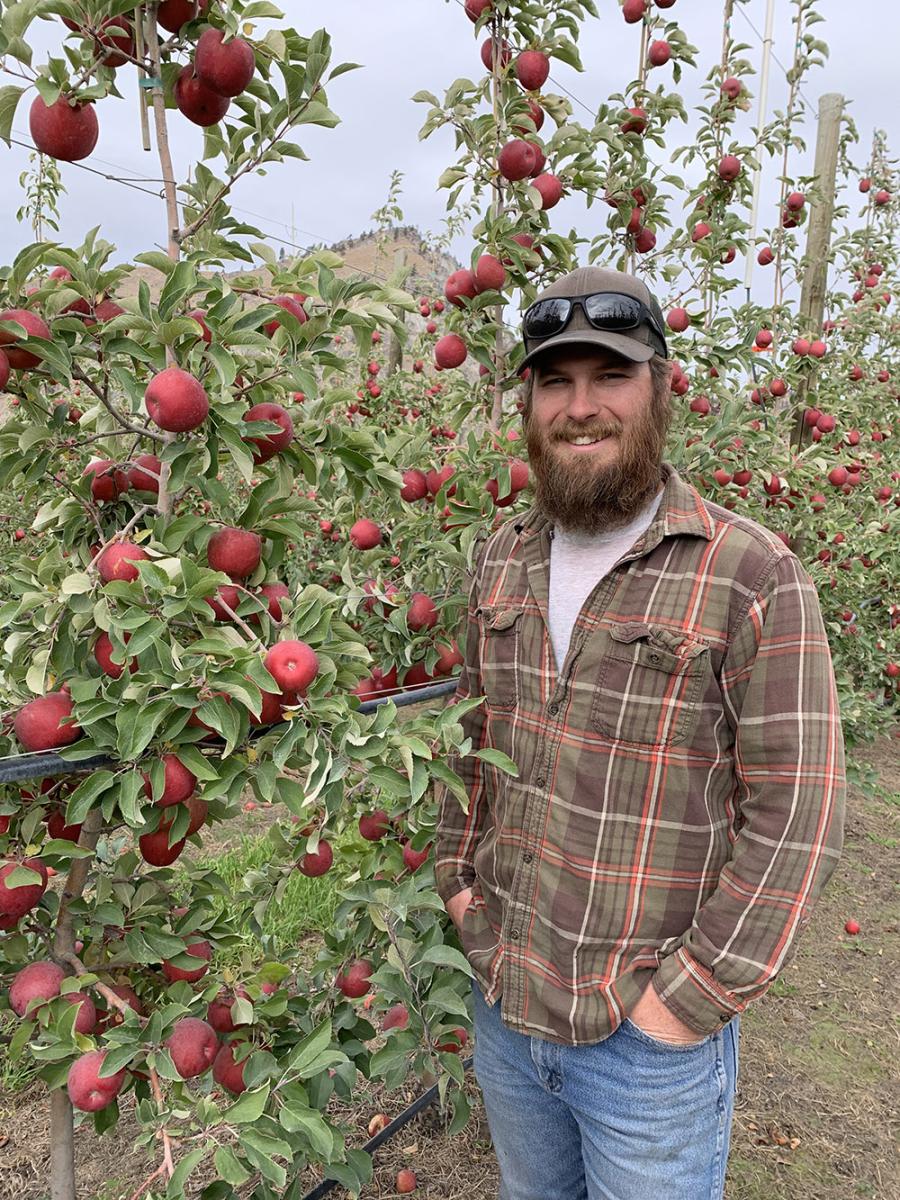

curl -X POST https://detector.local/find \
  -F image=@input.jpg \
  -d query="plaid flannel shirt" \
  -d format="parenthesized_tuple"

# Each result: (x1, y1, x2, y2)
(434, 461, 846, 1045)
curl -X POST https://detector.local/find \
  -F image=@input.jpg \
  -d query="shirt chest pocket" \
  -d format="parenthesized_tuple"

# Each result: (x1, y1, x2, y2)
(476, 605, 523, 709)
(591, 622, 711, 746)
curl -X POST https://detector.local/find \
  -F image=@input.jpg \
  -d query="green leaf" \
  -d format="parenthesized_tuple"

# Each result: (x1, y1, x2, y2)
(60, 572, 92, 596)
(473, 747, 519, 776)
(67, 771, 117, 824)
(222, 1084, 270, 1124)
(165, 1146, 208, 1198)
(0, 85, 24, 144)
(295, 99, 340, 128)
(285, 1017, 335, 1078)
(412, 944, 473, 974)
(116, 699, 169, 760)
(214, 1146, 251, 1186)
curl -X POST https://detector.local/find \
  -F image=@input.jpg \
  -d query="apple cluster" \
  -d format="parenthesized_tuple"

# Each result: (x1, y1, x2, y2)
(24, 4, 256, 162)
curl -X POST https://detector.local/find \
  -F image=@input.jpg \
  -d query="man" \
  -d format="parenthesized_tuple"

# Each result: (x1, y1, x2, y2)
(433, 265, 846, 1199)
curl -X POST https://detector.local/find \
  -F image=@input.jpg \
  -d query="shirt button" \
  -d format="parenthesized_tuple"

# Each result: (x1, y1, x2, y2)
(510, 928, 520, 940)
(523, 852, 533, 863)
(536, 776, 546, 788)
(648, 652, 661, 665)
(719, 1013, 730, 1022)
(547, 703, 559, 716)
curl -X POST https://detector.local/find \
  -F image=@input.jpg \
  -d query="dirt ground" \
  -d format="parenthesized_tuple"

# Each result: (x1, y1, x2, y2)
(1, 733, 897, 1200)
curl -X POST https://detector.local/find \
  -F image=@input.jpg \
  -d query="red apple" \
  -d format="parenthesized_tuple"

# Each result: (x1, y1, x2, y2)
(264, 639, 319, 693)
(156, 0, 209, 31)
(83, 459, 129, 503)
(0, 858, 48, 926)
(138, 821, 186, 867)
(358, 810, 391, 841)
(382, 1002, 409, 1032)
(407, 593, 438, 632)
(474, 253, 506, 293)
(648, 39, 671, 67)
(402, 841, 431, 872)
(297, 840, 333, 876)
(349, 518, 382, 550)
(142, 753, 197, 808)
(400, 469, 428, 501)
(162, 937, 212, 983)
(194, 28, 255, 97)
(0, 308, 52, 369)
(145, 366, 209, 432)
(212, 1041, 248, 1094)
(94, 630, 138, 679)
(531, 172, 562, 210)
(263, 294, 308, 336)
(335, 958, 373, 998)
(256, 582, 290, 621)
(434, 334, 467, 369)
(166, 1017, 219, 1078)
(243, 402, 294, 463)
(28, 96, 98, 162)
(207, 987, 251, 1033)
(207, 526, 262, 579)
(174, 65, 230, 126)
(444, 269, 479, 307)
(67, 1050, 126, 1112)
(498, 139, 538, 181)
(515, 50, 550, 91)
(97, 542, 149, 583)
(9, 960, 65, 1017)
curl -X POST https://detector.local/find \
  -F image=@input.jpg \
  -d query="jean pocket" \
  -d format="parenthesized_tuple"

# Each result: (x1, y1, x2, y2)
(620, 1017, 715, 1053)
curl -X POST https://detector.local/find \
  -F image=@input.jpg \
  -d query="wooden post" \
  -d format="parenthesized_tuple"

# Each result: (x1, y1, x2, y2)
(791, 92, 844, 449)
(743, 0, 775, 295)
(386, 247, 409, 378)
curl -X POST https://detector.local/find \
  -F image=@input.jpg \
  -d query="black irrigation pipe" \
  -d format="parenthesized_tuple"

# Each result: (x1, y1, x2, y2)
(0, 679, 460, 786)
(303, 1053, 475, 1200)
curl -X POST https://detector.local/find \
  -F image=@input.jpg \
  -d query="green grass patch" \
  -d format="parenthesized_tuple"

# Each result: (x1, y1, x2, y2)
(177, 833, 342, 966)
(0, 1012, 40, 1095)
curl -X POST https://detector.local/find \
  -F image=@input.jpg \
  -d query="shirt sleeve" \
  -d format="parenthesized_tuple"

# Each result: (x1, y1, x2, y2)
(433, 540, 491, 909)
(652, 551, 847, 1035)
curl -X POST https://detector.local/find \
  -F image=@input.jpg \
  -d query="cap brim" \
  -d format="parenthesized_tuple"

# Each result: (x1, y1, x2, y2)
(518, 329, 655, 376)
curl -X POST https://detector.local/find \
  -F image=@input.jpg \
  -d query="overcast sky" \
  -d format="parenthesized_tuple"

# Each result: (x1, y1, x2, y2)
(2, 0, 894, 306)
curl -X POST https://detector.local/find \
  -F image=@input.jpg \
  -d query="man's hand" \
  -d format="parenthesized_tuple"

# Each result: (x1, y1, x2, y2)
(628, 980, 708, 1045)
(446, 885, 474, 932)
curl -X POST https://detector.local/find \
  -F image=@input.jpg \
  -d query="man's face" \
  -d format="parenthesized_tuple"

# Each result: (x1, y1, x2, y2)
(523, 344, 669, 535)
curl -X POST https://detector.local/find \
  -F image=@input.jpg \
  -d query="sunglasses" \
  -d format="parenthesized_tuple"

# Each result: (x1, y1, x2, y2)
(523, 292, 668, 356)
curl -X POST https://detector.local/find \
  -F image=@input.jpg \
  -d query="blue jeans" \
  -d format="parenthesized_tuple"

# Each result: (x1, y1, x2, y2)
(470, 977, 740, 1200)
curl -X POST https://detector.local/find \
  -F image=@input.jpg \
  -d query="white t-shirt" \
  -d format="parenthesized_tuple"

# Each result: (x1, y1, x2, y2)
(548, 488, 665, 671)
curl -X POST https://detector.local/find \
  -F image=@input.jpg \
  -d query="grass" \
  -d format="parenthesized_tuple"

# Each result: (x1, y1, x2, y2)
(0, 1012, 39, 1095)
(174, 831, 341, 966)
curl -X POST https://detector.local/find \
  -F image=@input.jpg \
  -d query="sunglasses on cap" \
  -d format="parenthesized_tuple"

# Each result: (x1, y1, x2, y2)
(523, 292, 668, 356)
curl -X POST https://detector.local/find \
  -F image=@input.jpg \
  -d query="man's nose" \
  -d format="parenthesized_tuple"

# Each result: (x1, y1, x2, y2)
(566, 379, 603, 421)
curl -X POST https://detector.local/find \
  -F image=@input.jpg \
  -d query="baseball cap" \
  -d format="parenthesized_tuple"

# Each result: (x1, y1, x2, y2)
(518, 265, 668, 374)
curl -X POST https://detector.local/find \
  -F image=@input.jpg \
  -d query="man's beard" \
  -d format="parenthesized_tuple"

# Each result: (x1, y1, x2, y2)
(524, 393, 667, 536)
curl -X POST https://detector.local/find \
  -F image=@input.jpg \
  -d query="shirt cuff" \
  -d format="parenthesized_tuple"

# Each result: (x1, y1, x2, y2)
(434, 869, 477, 909)
(652, 945, 744, 1036)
